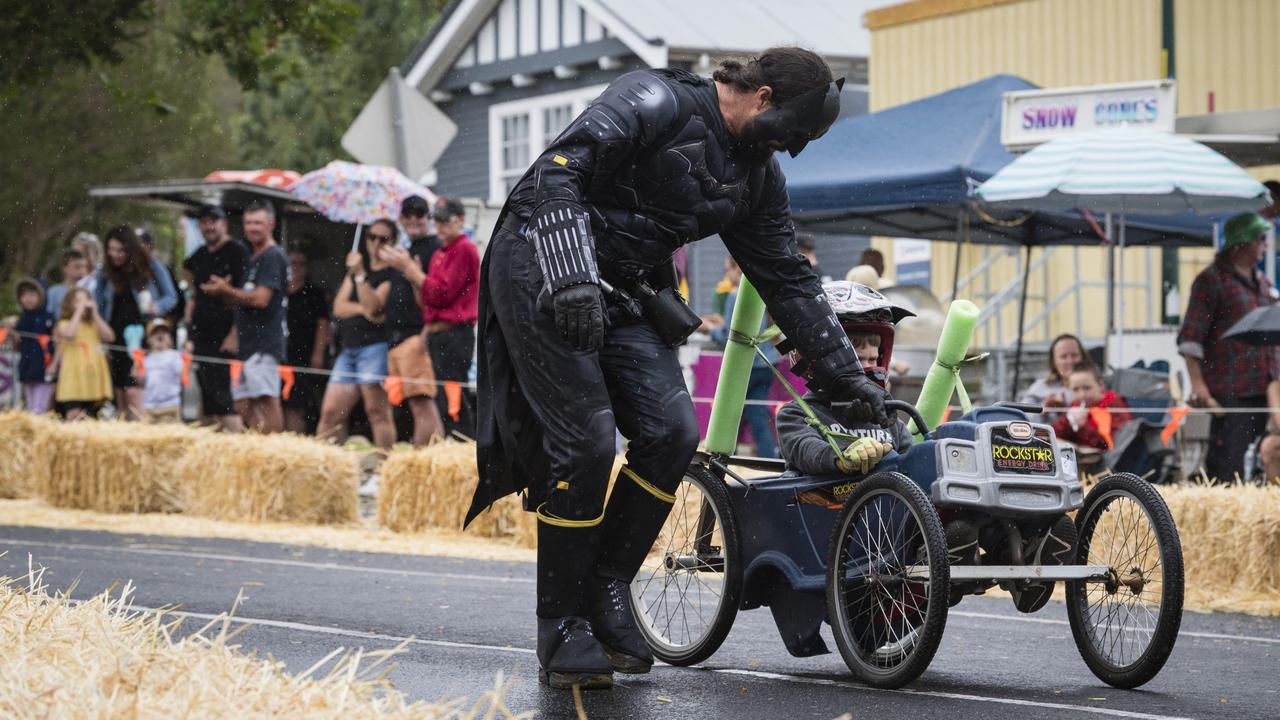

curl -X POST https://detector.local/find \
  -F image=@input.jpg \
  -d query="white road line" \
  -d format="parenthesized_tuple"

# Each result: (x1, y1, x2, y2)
(7, 536, 1275, 647)
(140, 606, 1195, 720)
(952, 610, 1280, 645)
(129, 604, 537, 655)
(0, 537, 534, 585)
(713, 668, 1196, 720)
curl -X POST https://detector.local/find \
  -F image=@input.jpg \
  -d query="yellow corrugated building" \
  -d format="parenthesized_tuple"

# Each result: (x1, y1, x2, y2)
(864, 0, 1279, 347)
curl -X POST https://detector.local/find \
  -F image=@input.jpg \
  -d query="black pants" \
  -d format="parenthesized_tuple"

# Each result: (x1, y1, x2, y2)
(1205, 395, 1268, 484)
(194, 346, 236, 417)
(428, 323, 476, 438)
(486, 230, 700, 616)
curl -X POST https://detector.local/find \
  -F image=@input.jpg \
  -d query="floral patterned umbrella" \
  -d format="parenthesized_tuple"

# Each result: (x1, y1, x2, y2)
(292, 161, 435, 247)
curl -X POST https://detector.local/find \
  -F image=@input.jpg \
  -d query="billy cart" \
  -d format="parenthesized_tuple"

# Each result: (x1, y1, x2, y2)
(628, 281, 1185, 689)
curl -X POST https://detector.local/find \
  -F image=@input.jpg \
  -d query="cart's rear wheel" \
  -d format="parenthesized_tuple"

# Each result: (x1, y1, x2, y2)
(630, 463, 741, 666)
(827, 472, 949, 689)
(1067, 473, 1183, 689)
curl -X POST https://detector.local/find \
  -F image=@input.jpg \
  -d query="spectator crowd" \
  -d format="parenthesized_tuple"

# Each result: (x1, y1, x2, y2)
(2, 195, 481, 457)
(5, 191, 1280, 486)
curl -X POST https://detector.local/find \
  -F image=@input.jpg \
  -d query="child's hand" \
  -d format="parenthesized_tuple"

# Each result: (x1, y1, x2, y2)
(836, 438, 893, 475)
(1067, 405, 1089, 431)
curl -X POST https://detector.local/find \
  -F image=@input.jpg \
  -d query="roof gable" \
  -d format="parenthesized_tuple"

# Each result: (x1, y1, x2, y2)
(404, 0, 869, 91)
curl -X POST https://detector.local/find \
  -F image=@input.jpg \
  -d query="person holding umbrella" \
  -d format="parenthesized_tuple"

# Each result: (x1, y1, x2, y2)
(1178, 212, 1277, 483)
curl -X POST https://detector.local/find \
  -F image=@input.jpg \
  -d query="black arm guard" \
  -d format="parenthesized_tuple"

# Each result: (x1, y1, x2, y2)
(527, 200, 600, 291)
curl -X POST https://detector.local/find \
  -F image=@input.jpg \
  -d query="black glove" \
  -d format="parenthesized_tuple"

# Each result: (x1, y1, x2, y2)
(829, 372, 891, 427)
(553, 283, 606, 352)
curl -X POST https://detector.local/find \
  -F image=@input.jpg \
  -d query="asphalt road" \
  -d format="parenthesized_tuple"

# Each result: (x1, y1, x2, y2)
(1, 526, 1276, 720)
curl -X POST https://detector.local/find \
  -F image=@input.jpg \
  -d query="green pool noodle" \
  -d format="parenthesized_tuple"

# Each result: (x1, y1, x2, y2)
(911, 299, 980, 439)
(704, 278, 766, 455)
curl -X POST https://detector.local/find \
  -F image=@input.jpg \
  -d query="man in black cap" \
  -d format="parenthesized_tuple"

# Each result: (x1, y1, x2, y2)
(375, 194, 446, 445)
(468, 47, 889, 690)
(183, 203, 247, 432)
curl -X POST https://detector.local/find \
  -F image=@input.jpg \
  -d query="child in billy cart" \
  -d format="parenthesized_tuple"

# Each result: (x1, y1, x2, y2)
(776, 281, 914, 496)
(777, 281, 1077, 613)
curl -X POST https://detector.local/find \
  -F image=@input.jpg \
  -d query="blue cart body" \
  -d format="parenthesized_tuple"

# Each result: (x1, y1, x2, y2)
(725, 406, 1036, 656)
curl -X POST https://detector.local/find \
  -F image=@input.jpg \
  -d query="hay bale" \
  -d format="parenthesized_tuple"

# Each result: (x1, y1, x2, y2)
(0, 570, 528, 719)
(33, 420, 207, 513)
(378, 443, 631, 547)
(1159, 484, 1280, 614)
(378, 441, 534, 545)
(174, 432, 359, 524)
(0, 411, 53, 498)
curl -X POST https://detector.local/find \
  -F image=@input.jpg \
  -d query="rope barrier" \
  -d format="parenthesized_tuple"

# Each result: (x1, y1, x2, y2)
(4, 326, 1278, 415)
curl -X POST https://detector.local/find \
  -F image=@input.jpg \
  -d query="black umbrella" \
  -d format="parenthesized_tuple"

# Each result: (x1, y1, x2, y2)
(1223, 305, 1280, 346)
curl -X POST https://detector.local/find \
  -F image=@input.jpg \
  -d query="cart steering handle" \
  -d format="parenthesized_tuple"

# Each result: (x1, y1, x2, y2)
(886, 400, 929, 436)
(830, 399, 930, 435)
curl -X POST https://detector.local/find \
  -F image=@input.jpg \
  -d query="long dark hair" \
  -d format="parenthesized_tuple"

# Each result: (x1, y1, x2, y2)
(102, 225, 153, 291)
(358, 218, 397, 273)
(712, 47, 833, 105)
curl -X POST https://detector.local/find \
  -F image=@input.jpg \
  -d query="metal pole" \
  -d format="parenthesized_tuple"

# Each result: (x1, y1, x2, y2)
(1267, 222, 1276, 288)
(951, 207, 967, 302)
(389, 67, 411, 175)
(1117, 212, 1127, 368)
(1104, 212, 1114, 367)
(1012, 243, 1032, 398)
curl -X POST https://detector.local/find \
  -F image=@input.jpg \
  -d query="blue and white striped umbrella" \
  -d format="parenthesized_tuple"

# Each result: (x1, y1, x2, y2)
(976, 127, 1268, 214)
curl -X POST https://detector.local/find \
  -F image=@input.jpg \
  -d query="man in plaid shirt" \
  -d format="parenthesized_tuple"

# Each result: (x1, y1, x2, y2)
(1178, 212, 1277, 483)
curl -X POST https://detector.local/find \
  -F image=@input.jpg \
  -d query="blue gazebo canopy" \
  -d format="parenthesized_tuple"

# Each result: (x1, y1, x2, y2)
(779, 74, 1217, 246)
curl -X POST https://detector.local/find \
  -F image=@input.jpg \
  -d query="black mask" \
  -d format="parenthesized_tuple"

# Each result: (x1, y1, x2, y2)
(742, 77, 845, 158)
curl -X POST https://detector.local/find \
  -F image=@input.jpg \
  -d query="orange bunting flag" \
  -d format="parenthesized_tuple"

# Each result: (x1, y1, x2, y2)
(941, 405, 953, 423)
(1089, 407, 1114, 449)
(36, 334, 52, 366)
(131, 348, 147, 376)
(385, 375, 405, 406)
(1161, 405, 1190, 447)
(0, 328, 8, 345)
(444, 381, 463, 421)
(278, 365, 295, 400)
(229, 360, 243, 385)
(181, 353, 192, 387)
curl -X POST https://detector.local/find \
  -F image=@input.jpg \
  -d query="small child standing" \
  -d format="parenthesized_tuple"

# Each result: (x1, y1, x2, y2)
(13, 278, 55, 414)
(135, 320, 184, 424)
(54, 287, 114, 420)
(1053, 363, 1133, 451)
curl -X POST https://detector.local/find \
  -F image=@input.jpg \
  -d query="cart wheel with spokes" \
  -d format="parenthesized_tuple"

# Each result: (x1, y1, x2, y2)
(1067, 473, 1184, 689)
(826, 471, 949, 689)
(629, 462, 742, 666)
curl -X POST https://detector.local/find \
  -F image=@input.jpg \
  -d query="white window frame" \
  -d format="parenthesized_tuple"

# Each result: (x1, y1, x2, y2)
(488, 84, 607, 204)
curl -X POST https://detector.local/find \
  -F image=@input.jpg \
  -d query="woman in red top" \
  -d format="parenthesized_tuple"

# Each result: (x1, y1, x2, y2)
(421, 198, 480, 436)
(1053, 364, 1133, 451)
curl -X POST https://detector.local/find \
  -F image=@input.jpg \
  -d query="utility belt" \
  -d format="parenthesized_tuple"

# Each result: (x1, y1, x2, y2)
(501, 213, 701, 347)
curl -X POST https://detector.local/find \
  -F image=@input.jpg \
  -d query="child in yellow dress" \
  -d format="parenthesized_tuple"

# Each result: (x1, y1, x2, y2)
(54, 287, 114, 420)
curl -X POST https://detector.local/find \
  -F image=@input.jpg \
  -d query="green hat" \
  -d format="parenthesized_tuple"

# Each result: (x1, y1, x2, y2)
(1223, 212, 1271, 250)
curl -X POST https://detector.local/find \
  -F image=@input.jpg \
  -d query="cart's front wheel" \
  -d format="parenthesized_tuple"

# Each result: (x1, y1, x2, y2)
(630, 463, 741, 666)
(1067, 473, 1183, 689)
(827, 472, 949, 689)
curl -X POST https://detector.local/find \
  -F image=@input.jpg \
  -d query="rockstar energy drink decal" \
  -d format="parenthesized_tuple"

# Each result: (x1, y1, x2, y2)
(990, 429, 1055, 475)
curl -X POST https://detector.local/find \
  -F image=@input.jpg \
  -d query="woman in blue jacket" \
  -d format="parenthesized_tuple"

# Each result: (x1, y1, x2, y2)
(92, 225, 177, 420)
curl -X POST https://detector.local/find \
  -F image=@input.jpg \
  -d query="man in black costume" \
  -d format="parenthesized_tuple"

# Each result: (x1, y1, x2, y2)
(467, 47, 889, 689)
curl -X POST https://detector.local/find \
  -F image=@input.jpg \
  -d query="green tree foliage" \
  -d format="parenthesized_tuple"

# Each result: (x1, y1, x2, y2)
(232, 0, 448, 170)
(0, 0, 152, 90)
(0, 0, 441, 304)
(0, 3, 240, 294)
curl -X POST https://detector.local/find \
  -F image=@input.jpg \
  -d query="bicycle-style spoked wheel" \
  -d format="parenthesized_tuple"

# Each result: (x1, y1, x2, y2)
(629, 463, 742, 666)
(1067, 473, 1184, 689)
(826, 472, 949, 689)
